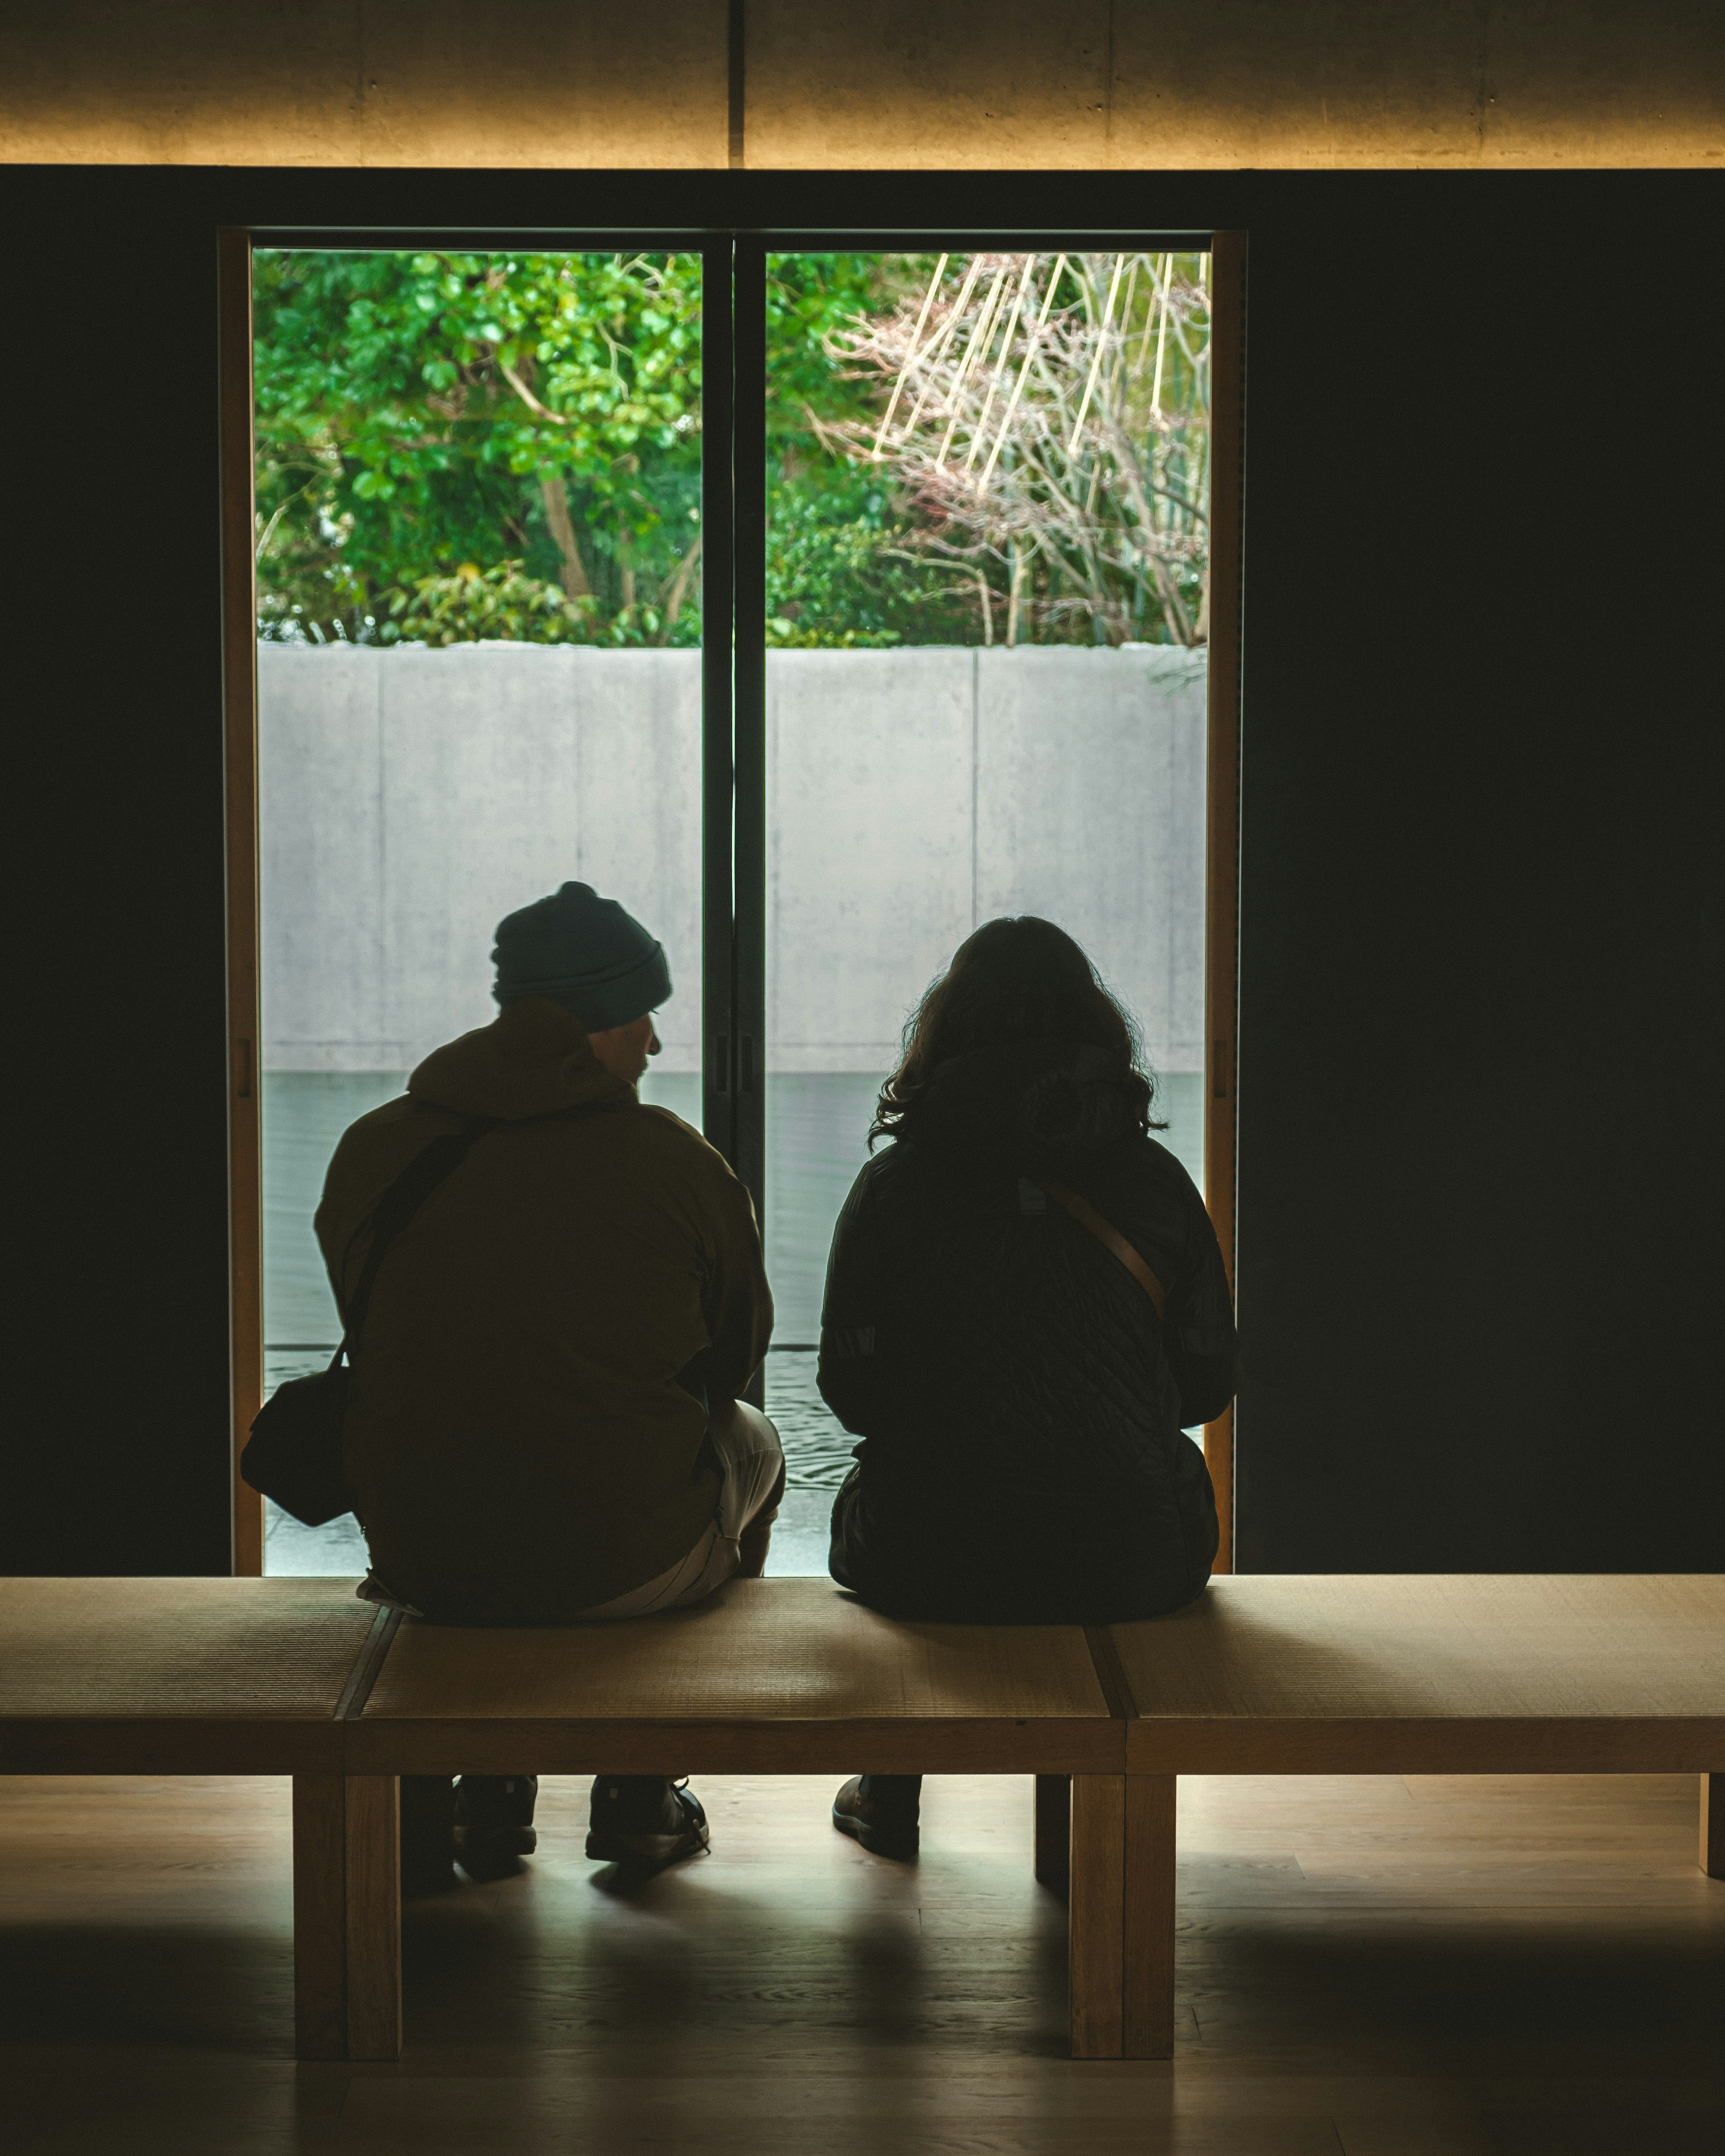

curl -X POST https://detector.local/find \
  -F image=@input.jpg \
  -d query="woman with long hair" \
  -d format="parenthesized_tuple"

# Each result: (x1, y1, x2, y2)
(819, 916, 1236, 1857)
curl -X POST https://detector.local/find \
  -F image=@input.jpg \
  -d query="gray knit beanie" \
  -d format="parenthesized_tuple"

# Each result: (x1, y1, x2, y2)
(491, 882, 672, 1033)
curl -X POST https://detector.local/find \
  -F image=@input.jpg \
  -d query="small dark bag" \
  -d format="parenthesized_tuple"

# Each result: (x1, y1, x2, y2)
(240, 1119, 498, 1527)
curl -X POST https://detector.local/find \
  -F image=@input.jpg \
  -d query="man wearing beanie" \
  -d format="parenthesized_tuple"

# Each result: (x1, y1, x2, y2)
(315, 882, 778, 1878)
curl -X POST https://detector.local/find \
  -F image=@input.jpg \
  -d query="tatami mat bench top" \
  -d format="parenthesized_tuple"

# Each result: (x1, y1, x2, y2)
(0, 1577, 384, 1773)
(1111, 1573, 1725, 1773)
(348, 1576, 1119, 1776)
(1097, 1573, 1725, 2055)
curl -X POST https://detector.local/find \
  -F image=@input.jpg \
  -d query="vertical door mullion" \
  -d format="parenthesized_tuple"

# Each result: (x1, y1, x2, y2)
(701, 241, 737, 1159)
(731, 238, 768, 1224)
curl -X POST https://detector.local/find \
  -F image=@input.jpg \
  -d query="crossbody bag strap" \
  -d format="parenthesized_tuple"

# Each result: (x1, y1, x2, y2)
(333, 1094, 629, 1365)
(337, 1115, 503, 1356)
(1034, 1176, 1168, 1321)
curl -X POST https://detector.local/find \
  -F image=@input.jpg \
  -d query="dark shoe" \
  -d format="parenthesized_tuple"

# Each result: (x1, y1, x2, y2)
(400, 1775, 457, 1895)
(585, 1776, 710, 1869)
(454, 1774, 539, 1881)
(832, 1773, 921, 1860)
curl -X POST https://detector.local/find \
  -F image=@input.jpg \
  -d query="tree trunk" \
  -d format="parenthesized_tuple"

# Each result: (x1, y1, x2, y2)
(655, 532, 703, 641)
(539, 476, 591, 599)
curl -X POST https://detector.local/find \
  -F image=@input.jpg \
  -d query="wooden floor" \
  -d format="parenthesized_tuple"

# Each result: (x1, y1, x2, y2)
(3, 1771, 1722, 2153)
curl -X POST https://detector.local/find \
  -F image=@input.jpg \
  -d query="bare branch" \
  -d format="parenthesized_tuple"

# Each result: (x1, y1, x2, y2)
(820, 250, 1212, 645)
(500, 359, 570, 424)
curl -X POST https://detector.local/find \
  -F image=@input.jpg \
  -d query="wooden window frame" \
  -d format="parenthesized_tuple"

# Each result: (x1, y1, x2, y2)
(1204, 230, 1247, 1574)
(219, 226, 265, 1577)
(219, 224, 1247, 1575)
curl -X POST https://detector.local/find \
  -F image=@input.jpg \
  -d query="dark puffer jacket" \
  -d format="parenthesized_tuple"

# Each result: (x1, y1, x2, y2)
(818, 1039, 1236, 1624)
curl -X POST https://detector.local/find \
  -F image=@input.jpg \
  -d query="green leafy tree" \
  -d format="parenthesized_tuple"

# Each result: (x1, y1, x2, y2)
(254, 250, 706, 644)
(254, 248, 1171, 650)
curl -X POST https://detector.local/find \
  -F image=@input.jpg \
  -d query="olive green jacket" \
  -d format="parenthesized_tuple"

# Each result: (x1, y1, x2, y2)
(315, 998, 772, 1623)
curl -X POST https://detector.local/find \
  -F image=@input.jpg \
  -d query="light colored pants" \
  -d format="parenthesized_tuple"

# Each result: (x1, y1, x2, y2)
(571, 1400, 784, 1621)
(358, 1401, 783, 1621)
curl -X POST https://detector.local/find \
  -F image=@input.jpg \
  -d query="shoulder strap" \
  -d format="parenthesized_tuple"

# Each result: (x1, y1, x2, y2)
(1033, 1176, 1168, 1321)
(336, 1094, 629, 1361)
(338, 1118, 501, 1354)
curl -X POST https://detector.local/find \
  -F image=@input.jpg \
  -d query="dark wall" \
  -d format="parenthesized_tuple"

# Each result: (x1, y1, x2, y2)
(4, 165, 1718, 1575)
(1231, 179, 1724, 1571)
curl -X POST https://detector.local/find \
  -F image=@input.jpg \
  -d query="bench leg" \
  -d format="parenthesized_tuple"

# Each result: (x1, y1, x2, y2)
(1123, 1774, 1177, 2058)
(1704, 1774, 1724, 1880)
(1035, 1774, 1070, 1895)
(345, 1775, 402, 2061)
(292, 1776, 348, 2059)
(1068, 1774, 1125, 2058)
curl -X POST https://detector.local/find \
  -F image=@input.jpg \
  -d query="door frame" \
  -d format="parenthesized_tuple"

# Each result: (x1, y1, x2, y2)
(1203, 230, 1247, 1574)
(219, 225, 1247, 1573)
(219, 225, 265, 1577)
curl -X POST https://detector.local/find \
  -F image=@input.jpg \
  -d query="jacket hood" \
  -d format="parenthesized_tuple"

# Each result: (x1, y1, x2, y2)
(907, 1038, 1145, 1170)
(407, 996, 634, 1121)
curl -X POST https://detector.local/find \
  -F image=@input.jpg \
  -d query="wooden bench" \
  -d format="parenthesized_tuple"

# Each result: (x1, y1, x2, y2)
(0, 1575, 1125, 2059)
(0, 1575, 391, 2060)
(342, 1577, 1125, 2056)
(0, 1576, 382, 1779)
(4, 1573, 1720, 2067)
(1106, 1573, 1725, 2055)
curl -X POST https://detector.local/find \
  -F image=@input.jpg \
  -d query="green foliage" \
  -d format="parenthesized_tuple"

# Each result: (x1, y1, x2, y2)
(382, 562, 588, 646)
(252, 247, 1207, 650)
(764, 473, 975, 647)
(764, 254, 900, 444)
(254, 250, 706, 644)
(759, 256, 981, 646)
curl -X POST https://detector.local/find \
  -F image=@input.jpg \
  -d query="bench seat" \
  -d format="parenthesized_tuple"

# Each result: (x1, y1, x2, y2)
(339, 1577, 1126, 2058)
(1115, 1573, 1725, 1774)
(0, 1577, 395, 2062)
(3, 1571, 1720, 2071)
(350, 1576, 1118, 1775)
(0, 1576, 383, 1774)
(1105, 1574, 1725, 2058)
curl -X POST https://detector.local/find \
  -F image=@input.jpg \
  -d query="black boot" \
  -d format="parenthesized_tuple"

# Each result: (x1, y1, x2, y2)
(832, 1773, 922, 1859)
(454, 1774, 539, 1880)
(585, 1776, 710, 1869)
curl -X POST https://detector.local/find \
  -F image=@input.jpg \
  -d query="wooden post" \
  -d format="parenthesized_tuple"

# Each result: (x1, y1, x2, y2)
(1203, 228, 1247, 1575)
(345, 1776, 402, 2060)
(1035, 1774, 1071, 1895)
(1703, 1773, 1724, 1880)
(1068, 1774, 1125, 2059)
(291, 1776, 347, 2060)
(1123, 1773, 1178, 2058)
(218, 224, 264, 1579)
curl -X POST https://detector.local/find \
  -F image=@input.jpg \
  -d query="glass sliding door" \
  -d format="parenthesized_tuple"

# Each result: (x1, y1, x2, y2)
(754, 246, 1216, 1515)
(235, 229, 1230, 1577)
(251, 243, 711, 1573)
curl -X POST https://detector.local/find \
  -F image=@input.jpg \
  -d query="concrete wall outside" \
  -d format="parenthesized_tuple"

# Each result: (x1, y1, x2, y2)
(5, 0, 1720, 168)
(258, 641, 1208, 1078)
